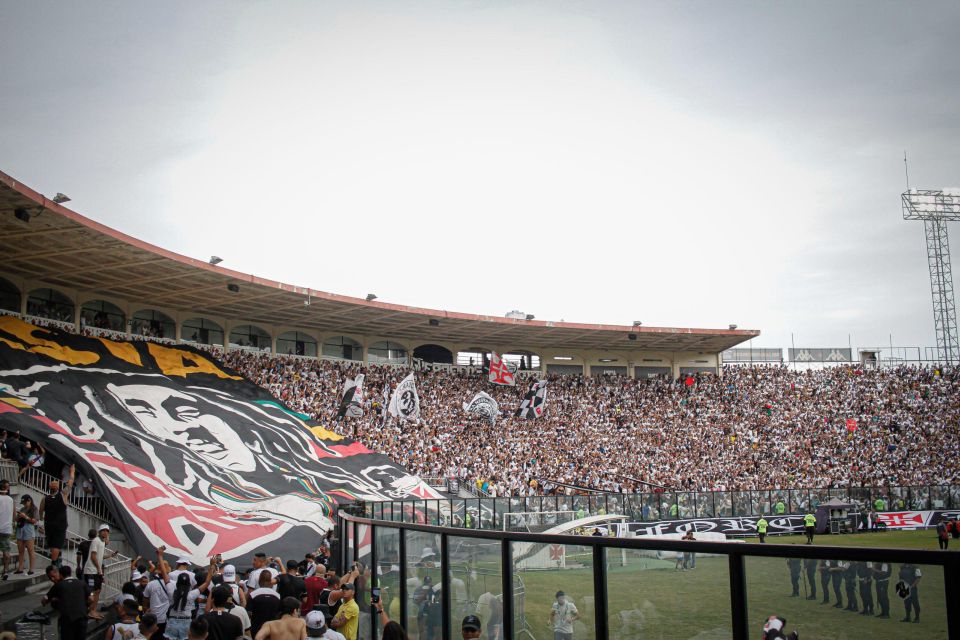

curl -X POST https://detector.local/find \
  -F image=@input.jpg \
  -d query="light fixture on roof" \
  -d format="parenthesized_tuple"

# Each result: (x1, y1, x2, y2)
(366, 294, 377, 301)
(633, 320, 642, 327)
(14, 208, 31, 223)
(52, 193, 71, 204)
(227, 283, 240, 293)
(525, 314, 535, 320)
(209, 256, 223, 265)
(729, 324, 738, 330)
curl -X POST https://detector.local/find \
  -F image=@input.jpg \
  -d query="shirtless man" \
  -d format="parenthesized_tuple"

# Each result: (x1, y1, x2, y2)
(254, 597, 306, 640)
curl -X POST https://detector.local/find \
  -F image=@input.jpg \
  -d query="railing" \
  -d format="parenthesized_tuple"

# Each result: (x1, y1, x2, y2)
(358, 485, 960, 531)
(1, 461, 116, 525)
(338, 508, 960, 640)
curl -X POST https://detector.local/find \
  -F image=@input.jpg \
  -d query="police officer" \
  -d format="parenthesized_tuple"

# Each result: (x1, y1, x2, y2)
(803, 512, 816, 544)
(757, 516, 768, 543)
(898, 563, 921, 623)
(872, 561, 891, 619)
(856, 561, 873, 615)
(829, 559, 844, 608)
(842, 560, 859, 612)
(803, 558, 818, 600)
(787, 558, 801, 597)
(818, 559, 832, 605)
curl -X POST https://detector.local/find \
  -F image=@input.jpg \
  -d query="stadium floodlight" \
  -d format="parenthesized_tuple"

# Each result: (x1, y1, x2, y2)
(366, 294, 377, 301)
(525, 314, 535, 320)
(209, 256, 223, 265)
(52, 193, 71, 204)
(14, 208, 30, 223)
(729, 324, 738, 330)
(633, 321, 642, 327)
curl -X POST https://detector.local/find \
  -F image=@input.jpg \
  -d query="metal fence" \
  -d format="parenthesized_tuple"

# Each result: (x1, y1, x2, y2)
(361, 485, 960, 530)
(338, 508, 960, 640)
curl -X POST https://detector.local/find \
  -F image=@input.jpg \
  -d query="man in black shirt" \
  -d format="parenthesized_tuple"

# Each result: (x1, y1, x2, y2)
(248, 569, 281, 638)
(39, 465, 74, 568)
(43, 565, 91, 640)
(276, 560, 306, 603)
(202, 586, 244, 640)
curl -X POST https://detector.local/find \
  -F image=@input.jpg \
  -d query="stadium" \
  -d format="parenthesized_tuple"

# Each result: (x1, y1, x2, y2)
(1, 166, 958, 640)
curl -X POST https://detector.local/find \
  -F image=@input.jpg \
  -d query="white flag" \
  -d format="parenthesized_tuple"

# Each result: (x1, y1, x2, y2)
(337, 374, 364, 419)
(388, 372, 420, 422)
(462, 391, 499, 425)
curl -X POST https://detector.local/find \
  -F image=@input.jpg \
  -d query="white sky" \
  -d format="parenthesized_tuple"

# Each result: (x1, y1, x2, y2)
(2, 1, 959, 350)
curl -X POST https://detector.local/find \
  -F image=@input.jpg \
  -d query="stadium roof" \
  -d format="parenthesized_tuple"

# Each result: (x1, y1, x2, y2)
(0, 170, 759, 352)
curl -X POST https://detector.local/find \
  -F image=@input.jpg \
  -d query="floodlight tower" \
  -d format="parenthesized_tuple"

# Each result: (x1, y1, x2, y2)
(902, 189, 960, 364)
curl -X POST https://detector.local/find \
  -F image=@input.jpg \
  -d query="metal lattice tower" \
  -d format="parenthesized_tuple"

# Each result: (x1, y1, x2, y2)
(902, 189, 960, 364)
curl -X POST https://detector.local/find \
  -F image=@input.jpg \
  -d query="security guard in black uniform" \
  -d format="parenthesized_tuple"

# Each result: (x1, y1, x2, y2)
(803, 558, 818, 600)
(872, 561, 891, 618)
(898, 563, 922, 623)
(818, 559, 832, 604)
(856, 561, 874, 615)
(787, 557, 802, 597)
(842, 560, 859, 612)
(829, 559, 845, 608)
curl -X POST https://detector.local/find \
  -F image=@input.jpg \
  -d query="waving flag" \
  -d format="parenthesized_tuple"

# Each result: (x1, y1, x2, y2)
(388, 372, 420, 422)
(337, 374, 365, 419)
(488, 351, 516, 386)
(463, 391, 499, 425)
(516, 380, 548, 419)
(0, 316, 438, 563)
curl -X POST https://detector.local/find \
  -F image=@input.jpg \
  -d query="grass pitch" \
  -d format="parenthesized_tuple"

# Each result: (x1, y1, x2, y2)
(511, 530, 952, 640)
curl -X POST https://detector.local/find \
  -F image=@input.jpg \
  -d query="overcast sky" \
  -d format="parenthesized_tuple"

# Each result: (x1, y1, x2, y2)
(2, 1, 959, 351)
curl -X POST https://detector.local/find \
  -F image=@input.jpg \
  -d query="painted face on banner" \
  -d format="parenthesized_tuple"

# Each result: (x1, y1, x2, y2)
(106, 383, 258, 472)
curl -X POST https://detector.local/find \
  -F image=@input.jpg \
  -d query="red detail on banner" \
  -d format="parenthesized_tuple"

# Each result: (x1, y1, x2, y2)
(308, 440, 371, 459)
(549, 544, 564, 561)
(876, 511, 927, 528)
(488, 352, 516, 386)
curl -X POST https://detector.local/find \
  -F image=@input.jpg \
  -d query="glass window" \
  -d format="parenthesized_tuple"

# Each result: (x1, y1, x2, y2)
(323, 335, 362, 360)
(405, 531, 442, 639)
(26, 288, 74, 323)
(514, 542, 595, 639)
(80, 300, 126, 332)
(449, 536, 503, 638)
(181, 318, 225, 345)
(229, 324, 271, 351)
(0, 277, 21, 313)
(457, 349, 489, 367)
(376, 527, 402, 627)
(131, 309, 176, 339)
(367, 341, 407, 364)
(277, 331, 318, 357)
(502, 352, 541, 370)
(745, 554, 945, 638)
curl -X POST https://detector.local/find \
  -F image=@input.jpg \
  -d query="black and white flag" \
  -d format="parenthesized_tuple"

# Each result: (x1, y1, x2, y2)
(337, 374, 364, 419)
(463, 391, 499, 425)
(515, 380, 548, 419)
(388, 372, 420, 422)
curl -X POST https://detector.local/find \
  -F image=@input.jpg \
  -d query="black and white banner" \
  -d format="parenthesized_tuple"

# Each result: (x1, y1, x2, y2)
(337, 374, 364, 419)
(388, 372, 420, 422)
(516, 380, 548, 419)
(463, 391, 499, 424)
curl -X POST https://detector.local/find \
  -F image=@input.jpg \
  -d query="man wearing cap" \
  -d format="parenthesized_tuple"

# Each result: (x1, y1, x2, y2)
(0, 479, 13, 580)
(169, 557, 198, 589)
(549, 590, 579, 640)
(221, 564, 247, 608)
(84, 523, 111, 619)
(39, 465, 74, 569)
(304, 608, 345, 640)
(329, 583, 358, 640)
(461, 614, 482, 639)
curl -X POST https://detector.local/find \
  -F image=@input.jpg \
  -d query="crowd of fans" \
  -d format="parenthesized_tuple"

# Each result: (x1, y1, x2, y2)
(221, 350, 960, 496)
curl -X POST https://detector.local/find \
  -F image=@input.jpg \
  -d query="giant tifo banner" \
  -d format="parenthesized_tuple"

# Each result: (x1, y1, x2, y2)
(0, 316, 440, 562)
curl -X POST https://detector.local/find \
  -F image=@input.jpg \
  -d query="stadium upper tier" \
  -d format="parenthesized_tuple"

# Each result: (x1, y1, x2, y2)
(0, 169, 757, 369)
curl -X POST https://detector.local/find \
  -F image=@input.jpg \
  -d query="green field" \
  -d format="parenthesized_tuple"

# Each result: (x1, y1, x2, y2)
(510, 531, 954, 640)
